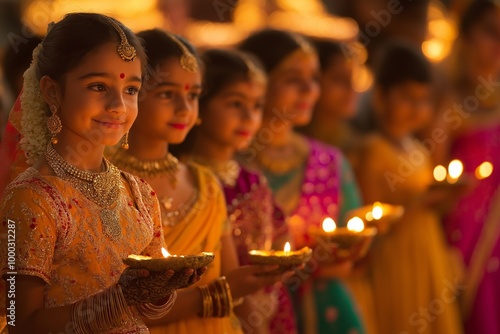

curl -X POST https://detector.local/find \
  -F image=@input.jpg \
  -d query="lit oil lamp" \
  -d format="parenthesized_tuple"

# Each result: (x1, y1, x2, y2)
(123, 247, 215, 272)
(431, 159, 468, 190)
(346, 202, 404, 234)
(247, 242, 312, 270)
(475, 161, 493, 180)
(447, 159, 464, 184)
(308, 217, 377, 262)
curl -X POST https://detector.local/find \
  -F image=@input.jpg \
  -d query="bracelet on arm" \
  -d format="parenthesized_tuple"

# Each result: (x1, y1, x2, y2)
(136, 290, 177, 320)
(197, 276, 234, 318)
(71, 284, 135, 334)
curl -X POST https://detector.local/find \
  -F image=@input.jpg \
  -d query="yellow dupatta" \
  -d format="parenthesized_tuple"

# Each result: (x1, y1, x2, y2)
(148, 163, 242, 334)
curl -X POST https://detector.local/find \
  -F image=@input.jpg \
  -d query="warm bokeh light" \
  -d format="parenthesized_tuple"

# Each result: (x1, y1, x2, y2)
(433, 165, 447, 182)
(372, 202, 383, 220)
(22, 0, 163, 35)
(422, 0, 457, 63)
(475, 161, 493, 180)
(322, 217, 337, 233)
(365, 211, 374, 222)
(185, 22, 245, 47)
(347, 217, 364, 232)
(161, 247, 170, 258)
(448, 160, 464, 179)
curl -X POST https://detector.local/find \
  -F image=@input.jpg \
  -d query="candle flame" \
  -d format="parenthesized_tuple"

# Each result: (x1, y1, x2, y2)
(448, 160, 463, 179)
(475, 161, 493, 180)
(347, 217, 364, 232)
(433, 165, 447, 182)
(161, 247, 170, 258)
(372, 202, 383, 220)
(284, 242, 291, 253)
(322, 217, 336, 233)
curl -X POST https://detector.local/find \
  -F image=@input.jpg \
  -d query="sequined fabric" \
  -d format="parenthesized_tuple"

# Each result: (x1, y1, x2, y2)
(0, 168, 166, 333)
(222, 166, 297, 334)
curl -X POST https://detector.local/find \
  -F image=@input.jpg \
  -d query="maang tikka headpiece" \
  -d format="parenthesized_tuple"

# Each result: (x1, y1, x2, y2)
(165, 32, 199, 73)
(107, 17, 137, 62)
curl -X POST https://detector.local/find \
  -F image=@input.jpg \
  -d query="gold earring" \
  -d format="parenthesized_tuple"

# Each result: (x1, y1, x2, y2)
(195, 118, 202, 126)
(47, 105, 62, 144)
(122, 132, 129, 150)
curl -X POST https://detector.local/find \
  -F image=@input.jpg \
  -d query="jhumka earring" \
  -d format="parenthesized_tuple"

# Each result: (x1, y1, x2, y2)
(47, 105, 62, 144)
(122, 132, 129, 150)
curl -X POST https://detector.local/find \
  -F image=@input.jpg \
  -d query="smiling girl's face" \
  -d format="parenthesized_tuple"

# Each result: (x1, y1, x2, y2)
(133, 57, 202, 144)
(199, 79, 265, 151)
(48, 42, 142, 148)
(264, 50, 320, 127)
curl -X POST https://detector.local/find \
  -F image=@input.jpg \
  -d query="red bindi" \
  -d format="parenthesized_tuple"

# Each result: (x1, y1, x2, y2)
(120, 73, 125, 79)
(185, 84, 190, 91)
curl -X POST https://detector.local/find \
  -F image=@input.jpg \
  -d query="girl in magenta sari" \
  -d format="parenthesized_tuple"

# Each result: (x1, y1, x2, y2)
(439, 2, 500, 333)
(239, 29, 365, 334)
(172, 48, 297, 333)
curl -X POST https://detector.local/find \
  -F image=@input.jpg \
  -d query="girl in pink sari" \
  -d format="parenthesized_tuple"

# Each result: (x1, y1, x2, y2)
(441, 1, 500, 333)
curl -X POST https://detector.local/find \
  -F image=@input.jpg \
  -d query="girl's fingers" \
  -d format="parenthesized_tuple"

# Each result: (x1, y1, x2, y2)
(125, 268, 150, 278)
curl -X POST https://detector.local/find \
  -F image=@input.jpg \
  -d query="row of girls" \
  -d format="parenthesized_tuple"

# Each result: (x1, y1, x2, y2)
(0, 1, 499, 334)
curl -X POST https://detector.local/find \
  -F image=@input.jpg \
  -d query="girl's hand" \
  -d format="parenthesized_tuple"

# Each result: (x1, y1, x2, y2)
(118, 267, 202, 305)
(226, 265, 294, 299)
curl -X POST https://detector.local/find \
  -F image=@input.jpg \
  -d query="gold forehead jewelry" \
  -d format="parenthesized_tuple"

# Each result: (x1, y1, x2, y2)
(165, 32, 199, 73)
(107, 17, 137, 62)
(241, 53, 266, 85)
(292, 33, 315, 55)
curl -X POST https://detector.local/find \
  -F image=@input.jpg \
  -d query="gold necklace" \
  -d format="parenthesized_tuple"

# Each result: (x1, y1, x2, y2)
(159, 189, 199, 227)
(45, 144, 122, 240)
(252, 134, 309, 175)
(109, 148, 179, 187)
(191, 157, 241, 187)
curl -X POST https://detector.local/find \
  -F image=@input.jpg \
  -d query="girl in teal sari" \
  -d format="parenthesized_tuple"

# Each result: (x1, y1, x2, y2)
(239, 29, 365, 334)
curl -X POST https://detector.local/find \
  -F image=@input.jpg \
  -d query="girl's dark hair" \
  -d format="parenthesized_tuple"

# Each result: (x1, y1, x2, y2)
(36, 13, 147, 81)
(460, 0, 500, 36)
(313, 39, 347, 71)
(169, 48, 266, 158)
(239, 29, 315, 73)
(375, 42, 432, 90)
(136, 28, 200, 76)
(200, 48, 265, 108)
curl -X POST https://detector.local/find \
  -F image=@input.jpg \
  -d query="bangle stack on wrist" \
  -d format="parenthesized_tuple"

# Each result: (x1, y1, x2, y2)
(71, 284, 134, 334)
(136, 290, 177, 320)
(197, 276, 234, 318)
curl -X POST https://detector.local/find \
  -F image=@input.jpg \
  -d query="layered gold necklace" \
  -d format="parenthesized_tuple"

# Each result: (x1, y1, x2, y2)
(45, 144, 122, 240)
(191, 157, 241, 187)
(252, 134, 309, 175)
(109, 149, 180, 187)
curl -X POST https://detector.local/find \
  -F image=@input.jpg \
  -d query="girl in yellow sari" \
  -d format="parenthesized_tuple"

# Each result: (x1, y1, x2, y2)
(0, 14, 200, 334)
(354, 42, 463, 334)
(108, 29, 290, 334)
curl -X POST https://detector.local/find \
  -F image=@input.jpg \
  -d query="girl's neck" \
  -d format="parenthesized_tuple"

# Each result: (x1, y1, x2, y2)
(127, 132, 169, 160)
(53, 134, 105, 173)
(260, 115, 295, 147)
(191, 135, 235, 163)
(379, 130, 411, 150)
(305, 109, 345, 140)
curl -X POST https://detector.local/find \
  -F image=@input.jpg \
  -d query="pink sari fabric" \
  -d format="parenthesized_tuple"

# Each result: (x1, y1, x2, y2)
(0, 95, 27, 197)
(223, 166, 297, 334)
(444, 124, 500, 334)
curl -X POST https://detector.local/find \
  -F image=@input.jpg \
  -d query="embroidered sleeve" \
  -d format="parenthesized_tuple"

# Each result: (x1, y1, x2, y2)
(134, 178, 166, 258)
(0, 186, 57, 283)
